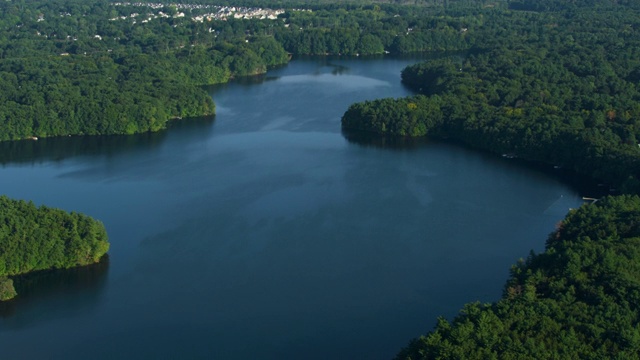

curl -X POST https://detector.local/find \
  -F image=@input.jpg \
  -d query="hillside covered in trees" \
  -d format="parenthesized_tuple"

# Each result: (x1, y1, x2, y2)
(341, 0, 640, 358)
(342, 0, 640, 193)
(0, 196, 109, 301)
(5, 0, 640, 356)
(0, 0, 284, 140)
(0, 0, 502, 303)
(0, 0, 480, 141)
(396, 195, 640, 359)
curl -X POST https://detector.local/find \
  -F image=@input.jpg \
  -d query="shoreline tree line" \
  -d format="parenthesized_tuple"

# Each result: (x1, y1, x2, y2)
(341, 0, 640, 357)
(0, 0, 474, 299)
(4, 0, 640, 358)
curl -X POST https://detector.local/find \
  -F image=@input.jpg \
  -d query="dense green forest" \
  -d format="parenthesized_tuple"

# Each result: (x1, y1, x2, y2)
(340, 0, 640, 358)
(5, 0, 640, 356)
(0, 0, 481, 141)
(396, 195, 640, 359)
(342, 1, 640, 193)
(0, 0, 503, 303)
(0, 196, 109, 300)
(0, 0, 283, 140)
(0, 0, 500, 302)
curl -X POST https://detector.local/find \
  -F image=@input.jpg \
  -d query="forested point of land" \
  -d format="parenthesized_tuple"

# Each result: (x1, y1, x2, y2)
(5, 0, 640, 356)
(396, 195, 640, 359)
(0, 196, 109, 301)
(342, 0, 640, 194)
(0, 0, 499, 302)
(340, 0, 640, 358)
(0, 0, 475, 141)
(0, 0, 478, 293)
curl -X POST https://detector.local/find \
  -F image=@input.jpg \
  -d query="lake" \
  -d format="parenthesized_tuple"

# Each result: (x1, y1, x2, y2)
(0, 56, 584, 359)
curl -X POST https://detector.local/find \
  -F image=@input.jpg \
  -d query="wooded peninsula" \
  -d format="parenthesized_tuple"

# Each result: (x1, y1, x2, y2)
(0, 196, 109, 300)
(0, 0, 452, 300)
(340, 0, 640, 358)
(0, 0, 460, 141)
(2, 0, 640, 358)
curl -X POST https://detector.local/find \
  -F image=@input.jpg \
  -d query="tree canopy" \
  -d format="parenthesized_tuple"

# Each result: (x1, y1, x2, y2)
(341, 0, 640, 358)
(396, 196, 640, 359)
(0, 196, 109, 300)
(0, 0, 479, 141)
(342, 1, 640, 193)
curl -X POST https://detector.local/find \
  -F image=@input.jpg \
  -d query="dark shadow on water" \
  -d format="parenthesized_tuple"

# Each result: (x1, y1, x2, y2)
(341, 128, 429, 151)
(0, 134, 167, 165)
(165, 114, 216, 135)
(0, 255, 109, 321)
(343, 129, 608, 198)
(428, 136, 612, 198)
(0, 116, 215, 166)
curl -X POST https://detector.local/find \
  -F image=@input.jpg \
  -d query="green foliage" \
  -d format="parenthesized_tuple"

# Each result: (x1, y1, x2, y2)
(275, 6, 471, 55)
(0, 277, 17, 301)
(340, 1, 640, 358)
(0, 0, 295, 141)
(396, 196, 640, 359)
(343, 3, 640, 192)
(342, 95, 442, 136)
(0, 196, 109, 279)
(0, 0, 483, 141)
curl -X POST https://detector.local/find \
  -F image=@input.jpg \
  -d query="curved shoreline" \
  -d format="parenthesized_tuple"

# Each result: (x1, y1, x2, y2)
(0, 196, 110, 301)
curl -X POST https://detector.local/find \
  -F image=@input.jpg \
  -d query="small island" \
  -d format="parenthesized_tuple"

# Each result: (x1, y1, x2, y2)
(0, 196, 109, 301)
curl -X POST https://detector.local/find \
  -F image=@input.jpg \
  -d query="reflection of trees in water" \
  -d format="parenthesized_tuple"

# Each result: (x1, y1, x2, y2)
(0, 134, 164, 165)
(0, 255, 110, 320)
(328, 62, 350, 75)
(342, 128, 607, 197)
(0, 116, 214, 166)
(341, 128, 426, 150)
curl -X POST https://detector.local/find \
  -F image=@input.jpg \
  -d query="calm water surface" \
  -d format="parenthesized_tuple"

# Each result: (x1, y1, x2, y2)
(0, 56, 583, 359)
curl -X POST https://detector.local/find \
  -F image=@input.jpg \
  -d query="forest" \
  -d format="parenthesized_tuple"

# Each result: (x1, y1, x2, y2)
(0, 196, 109, 300)
(0, 0, 487, 301)
(4, 0, 640, 357)
(342, 0, 640, 193)
(396, 195, 640, 359)
(0, 0, 485, 301)
(340, 0, 640, 358)
(0, 0, 478, 141)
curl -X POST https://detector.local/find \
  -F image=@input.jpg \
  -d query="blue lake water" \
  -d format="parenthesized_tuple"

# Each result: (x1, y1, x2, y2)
(0, 56, 584, 359)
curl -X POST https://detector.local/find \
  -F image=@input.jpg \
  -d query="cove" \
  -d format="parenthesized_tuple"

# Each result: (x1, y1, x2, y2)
(0, 56, 585, 359)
